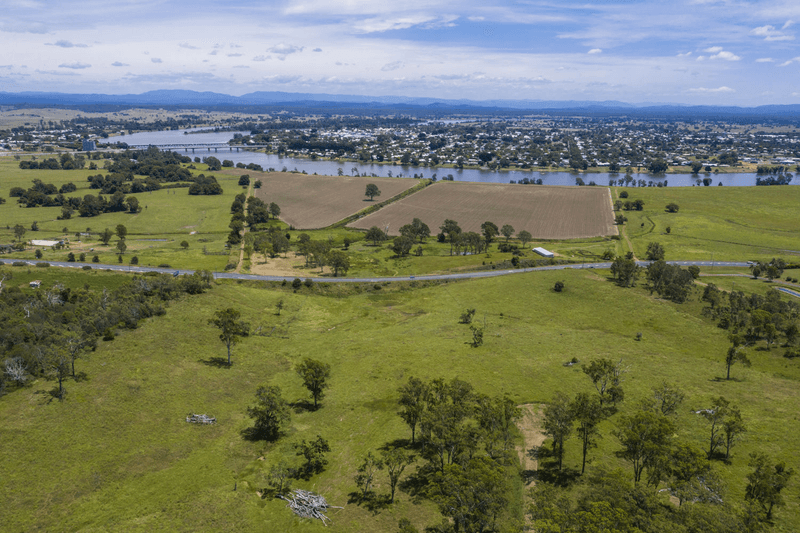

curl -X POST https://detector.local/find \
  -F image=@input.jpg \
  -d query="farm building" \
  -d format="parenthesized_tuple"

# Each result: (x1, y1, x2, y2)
(533, 247, 555, 258)
(29, 280, 41, 288)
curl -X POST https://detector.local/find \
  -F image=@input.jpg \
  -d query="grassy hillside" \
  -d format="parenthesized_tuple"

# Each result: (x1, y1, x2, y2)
(1, 267, 797, 531)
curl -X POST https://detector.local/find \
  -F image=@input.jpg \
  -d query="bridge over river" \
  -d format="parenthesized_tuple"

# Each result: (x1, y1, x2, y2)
(126, 143, 269, 153)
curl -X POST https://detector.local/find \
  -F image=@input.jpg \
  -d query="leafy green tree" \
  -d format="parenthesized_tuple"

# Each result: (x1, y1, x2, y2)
(354, 452, 383, 501)
(570, 392, 605, 474)
(269, 202, 281, 219)
(500, 224, 515, 242)
(582, 358, 626, 408)
(440, 219, 462, 255)
(294, 435, 331, 479)
(238, 174, 250, 186)
(204, 156, 222, 171)
(615, 409, 675, 483)
(702, 396, 730, 459)
(665, 203, 679, 213)
(115, 224, 127, 240)
(381, 447, 414, 503)
(724, 335, 750, 380)
(475, 393, 520, 460)
(427, 456, 508, 533)
(392, 236, 414, 257)
(327, 250, 350, 276)
(722, 406, 746, 459)
(398, 376, 428, 444)
(296, 357, 331, 409)
(180, 240, 189, 249)
(517, 230, 532, 247)
(99, 228, 114, 246)
(365, 226, 387, 246)
(745, 452, 794, 521)
(116, 239, 127, 255)
(650, 381, 685, 417)
(365, 183, 381, 201)
(611, 256, 639, 287)
(208, 308, 250, 366)
(543, 392, 573, 470)
(247, 385, 291, 441)
(645, 242, 665, 261)
(480, 221, 499, 245)
(13, 224, 26, 242)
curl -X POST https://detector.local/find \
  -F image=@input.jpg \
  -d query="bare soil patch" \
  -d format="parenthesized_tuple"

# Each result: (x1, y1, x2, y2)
(517, 403, 546, 486)
(347, 182, 617, 239)
(248, 252, 315, 277)
(238, 171, 417, 229)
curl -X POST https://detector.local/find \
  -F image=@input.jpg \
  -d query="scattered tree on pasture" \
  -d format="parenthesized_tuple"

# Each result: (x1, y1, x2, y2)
(208, 308, 250, 366)
(296, 357, 331, 408)
(247, 385, 291, 441)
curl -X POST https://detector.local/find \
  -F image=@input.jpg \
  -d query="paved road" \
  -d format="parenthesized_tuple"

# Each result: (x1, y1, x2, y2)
(0, 258, 752, 283)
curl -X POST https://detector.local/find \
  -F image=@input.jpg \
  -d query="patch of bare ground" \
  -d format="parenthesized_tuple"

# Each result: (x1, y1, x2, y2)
(248, 252, 315, 278)
(221, 170, 418, 229)
(348, 182, 617, 239)
(517, 404, 546, 485)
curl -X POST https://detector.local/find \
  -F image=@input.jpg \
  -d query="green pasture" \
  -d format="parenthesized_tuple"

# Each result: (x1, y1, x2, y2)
(615, 185, 800, 263)
(1, 268, 798, 531)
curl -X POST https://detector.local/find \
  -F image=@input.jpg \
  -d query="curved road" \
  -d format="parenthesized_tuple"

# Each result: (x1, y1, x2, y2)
(0, 258, 751, 283)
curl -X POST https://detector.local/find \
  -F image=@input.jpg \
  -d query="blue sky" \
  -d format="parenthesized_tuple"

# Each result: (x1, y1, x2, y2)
(2, 0, 799, 105)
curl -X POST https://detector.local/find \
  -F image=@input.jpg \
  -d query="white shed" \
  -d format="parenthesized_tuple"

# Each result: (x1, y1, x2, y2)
(533, 247, 555, 258)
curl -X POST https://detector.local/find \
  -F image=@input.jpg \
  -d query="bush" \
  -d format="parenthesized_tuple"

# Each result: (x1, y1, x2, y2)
(130, 256, 139, 265)
(82, 265, 92, 270)
(35, 262, 50, 268)
(92, 255, 100, 263)
(619, 190, 629, 198)
(304, 278, 314, 288)
(292, 278, 302, 290)
(554, 281, 564, 292)
(158, 263, 172, 268)
(67, 252, 76, 262)
(102, 328, 115, 341)
(12, 261, 26, 267)
(79, 253, 86, 261)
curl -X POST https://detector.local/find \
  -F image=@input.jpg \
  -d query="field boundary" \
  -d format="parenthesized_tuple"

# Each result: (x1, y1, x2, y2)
(328, 178, 433, 229)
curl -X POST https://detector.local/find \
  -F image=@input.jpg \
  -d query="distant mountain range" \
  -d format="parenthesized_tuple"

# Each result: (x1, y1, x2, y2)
(2, 90, 800, 116)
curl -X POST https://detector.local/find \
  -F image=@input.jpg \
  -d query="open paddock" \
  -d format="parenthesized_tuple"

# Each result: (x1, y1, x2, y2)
(347, 181, 617, 239)
(247, 171, 418, 229)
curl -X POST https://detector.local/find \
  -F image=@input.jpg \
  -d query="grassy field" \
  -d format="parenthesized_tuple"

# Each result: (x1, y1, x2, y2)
(0, 157, 240, 270)
(1, 266, 798, 531)
(348, 182, 617, 240)
(615, 185, 800, 263)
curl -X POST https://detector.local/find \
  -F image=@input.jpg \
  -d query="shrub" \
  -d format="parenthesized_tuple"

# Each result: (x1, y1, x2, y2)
(35, 262, 50, 268)
(130, 256, 139, 265)
(292, 278, 302, 290)
(67, 252, 76, 262)
(619, 190, 629, 198)
(304, 278, 314, 288)
(12, 261, 26, 267)
(82, 265, 92, 270)
(158, 263, 172, 268)
(92, 255, 100, 263)
(554, 281, 565, 292)
(79, 253, 86, 261)
(102, 328, 115, 341)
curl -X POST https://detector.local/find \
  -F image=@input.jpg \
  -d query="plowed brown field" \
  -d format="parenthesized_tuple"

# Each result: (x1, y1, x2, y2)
(347, 181, 617, 239)
(248, 172, 418, 229)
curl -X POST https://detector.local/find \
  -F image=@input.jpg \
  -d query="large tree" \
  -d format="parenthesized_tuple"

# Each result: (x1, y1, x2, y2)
(500, 224, 515, 242)
(327, 249, 350, 277)
(365, 183, 381, 201)
(398, 376, 428, 444)
(296, 357, 331, 409)
(745, 452, 794, 521)
(208, 308, 250, 366)
(543, 392, 573, 470)
(517, 230, 532, 247)
(570, 392, 605, 474)
(247, 385, 291, 441)
(645, 242, 665, 261)
(381, 447, 414, 503)
(365, 226, 387, 246)
(614, 409, 675, 483)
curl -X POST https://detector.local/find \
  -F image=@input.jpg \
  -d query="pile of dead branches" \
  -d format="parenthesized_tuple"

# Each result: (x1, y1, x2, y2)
(186, 413, 216, 424)
(279, 489, 342, 525)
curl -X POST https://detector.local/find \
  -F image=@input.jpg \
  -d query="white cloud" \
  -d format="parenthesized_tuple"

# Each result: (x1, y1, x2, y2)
(252, 55, 270, 61)
(702, 47, 740, 61)
(227, 53, 243, 57)
(151, 58, 162, 63)
(688, 86, 735, 93)
(313, 48, 322, 52)
(751, 25, 794, 41)
(677, 51, 692, 57)
(778, 57, 800, 66)
(783, 20, 794, 30)
(264, 74, 302, 84)
(111, 61, 129, 67)
(588, 48, 602, 54)
(58, 62, 91, 69)
(268, 43, 304, 60)
(755, 57, 774, 62)
(47, 40, 88, 48)
(381, 61, 403, 71)
(179, 42, 199, 49)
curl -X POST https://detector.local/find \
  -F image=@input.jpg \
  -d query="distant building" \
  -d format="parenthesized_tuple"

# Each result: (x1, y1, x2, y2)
(82, 139, 96, 151)
(533, 247, 554, 258)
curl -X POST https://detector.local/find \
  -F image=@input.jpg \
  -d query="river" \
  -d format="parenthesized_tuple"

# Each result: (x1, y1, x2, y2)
(119, 128, 795, 187)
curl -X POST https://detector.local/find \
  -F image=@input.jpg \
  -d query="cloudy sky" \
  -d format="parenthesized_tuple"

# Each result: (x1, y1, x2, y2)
(2, 0, 799, 105)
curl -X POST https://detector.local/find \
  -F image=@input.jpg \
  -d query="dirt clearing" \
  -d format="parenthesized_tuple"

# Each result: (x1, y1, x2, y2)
(240, 171, 417, 229)
(347, 181, 617, 239)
